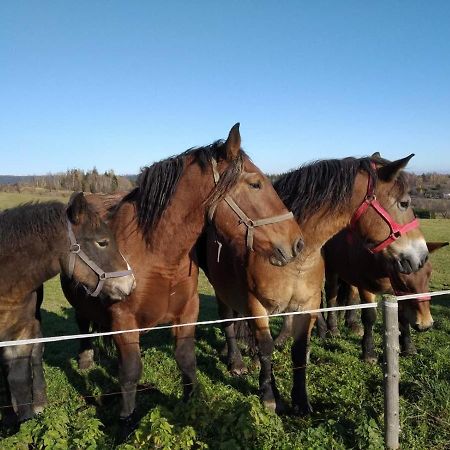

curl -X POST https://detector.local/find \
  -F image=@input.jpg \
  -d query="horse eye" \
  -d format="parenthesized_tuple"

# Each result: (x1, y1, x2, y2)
(96, 239, 109, 248)
(249, 181, 262, 190)
(399, 200, 410, 210)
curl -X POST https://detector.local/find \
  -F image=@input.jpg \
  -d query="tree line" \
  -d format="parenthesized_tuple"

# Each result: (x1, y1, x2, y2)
(0, 168, 133, 194)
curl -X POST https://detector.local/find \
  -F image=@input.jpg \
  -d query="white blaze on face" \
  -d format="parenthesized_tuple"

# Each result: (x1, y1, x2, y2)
(387, 234, 428, 272)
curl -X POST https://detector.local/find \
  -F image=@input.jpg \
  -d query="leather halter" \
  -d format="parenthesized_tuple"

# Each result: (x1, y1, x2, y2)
(207, 157, 294, 251)
(67, 220, 133, 297)
(349, 163, 420, 254)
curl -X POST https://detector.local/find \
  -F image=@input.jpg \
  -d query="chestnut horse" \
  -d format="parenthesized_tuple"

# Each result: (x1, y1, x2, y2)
(275, 239, 447, 360)
(61, 124, 303, 432)
(0, 194, 135, 423)
(201, 154, 428, 414)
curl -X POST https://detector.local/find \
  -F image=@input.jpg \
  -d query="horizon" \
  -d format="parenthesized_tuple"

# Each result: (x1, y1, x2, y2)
(1, 2, 450, 175)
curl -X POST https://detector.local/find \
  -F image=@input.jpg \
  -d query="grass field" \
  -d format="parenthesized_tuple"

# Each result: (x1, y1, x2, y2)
(0, 194, 449, 449)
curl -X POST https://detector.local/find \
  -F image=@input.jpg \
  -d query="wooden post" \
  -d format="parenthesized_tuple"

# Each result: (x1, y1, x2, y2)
(383, 294, 400, 449)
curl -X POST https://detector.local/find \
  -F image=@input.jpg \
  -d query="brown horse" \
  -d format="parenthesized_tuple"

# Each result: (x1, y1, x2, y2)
(0, 194, 135, 423)
(201, 154, 427, 415)
(275, 240, 447, 360)
(60, 124, 303, 433)
(323, 238, 448, 359)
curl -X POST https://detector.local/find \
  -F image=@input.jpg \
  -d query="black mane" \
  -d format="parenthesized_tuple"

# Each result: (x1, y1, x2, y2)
(274, 157, 376, 221)
(120, 140, 245, 242)
(0, 202, 67, 252)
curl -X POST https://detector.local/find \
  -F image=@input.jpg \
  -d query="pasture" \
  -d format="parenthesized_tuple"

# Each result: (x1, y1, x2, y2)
(0, 193, 449, 449)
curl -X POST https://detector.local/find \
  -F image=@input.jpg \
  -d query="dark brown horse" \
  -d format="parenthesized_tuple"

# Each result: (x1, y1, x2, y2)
(323, 238, 447, 359)
(61, 124, 303, 432)
(0, 194, 135, 423)
(201, 154, 427, 415)
(275, 240, 447, 360)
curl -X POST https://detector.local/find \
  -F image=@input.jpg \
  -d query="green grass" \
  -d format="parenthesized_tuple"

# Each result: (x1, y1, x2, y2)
(1, 195, 450, 449)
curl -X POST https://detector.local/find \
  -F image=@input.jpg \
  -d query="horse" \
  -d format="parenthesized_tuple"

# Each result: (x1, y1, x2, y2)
(0, 286, 44, 427)
(200, 154, 428, 415)
(324, 238, 448, 359)
(60, 123, 303, 434)
(0, 193, 135, 424)
(274, 240, 448, 361)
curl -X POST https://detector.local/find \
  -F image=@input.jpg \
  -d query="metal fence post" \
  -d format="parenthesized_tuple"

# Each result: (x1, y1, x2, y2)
(383, 294, 400, 449)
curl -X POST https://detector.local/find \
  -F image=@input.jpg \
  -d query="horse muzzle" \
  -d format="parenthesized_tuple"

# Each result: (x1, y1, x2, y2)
(269, 237, 304, 267)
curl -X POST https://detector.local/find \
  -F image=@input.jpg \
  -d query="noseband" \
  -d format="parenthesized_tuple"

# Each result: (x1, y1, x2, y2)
(349, 163, 420, 254)
(67, 220, 133, 297)
(207, 157, 294, 251)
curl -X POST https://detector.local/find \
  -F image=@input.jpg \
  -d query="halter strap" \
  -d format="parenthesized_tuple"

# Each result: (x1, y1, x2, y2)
(67, 220, 133, 297)
(349, 163, 420, 254)
(208, 157, 294, 251)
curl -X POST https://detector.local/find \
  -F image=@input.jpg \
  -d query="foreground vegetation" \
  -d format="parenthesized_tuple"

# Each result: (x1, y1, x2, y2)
(0, 195, 449, 449)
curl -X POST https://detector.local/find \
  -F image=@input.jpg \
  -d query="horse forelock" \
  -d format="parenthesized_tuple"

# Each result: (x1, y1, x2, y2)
(118, 140, 246, 243)
(274, 157, 376, 222)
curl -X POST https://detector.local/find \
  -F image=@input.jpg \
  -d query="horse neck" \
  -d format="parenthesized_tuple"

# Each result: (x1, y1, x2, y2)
(300, 170, 369, 250)
(116, 162, 213, 272)
(0, 222, 66, 299)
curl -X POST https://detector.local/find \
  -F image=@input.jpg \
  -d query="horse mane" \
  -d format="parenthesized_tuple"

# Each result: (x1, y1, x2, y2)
(274, 156, 408, 222)
(0, 202, 66, 252)
(0, 200, 101, 252)
(118, 140, 246, 242)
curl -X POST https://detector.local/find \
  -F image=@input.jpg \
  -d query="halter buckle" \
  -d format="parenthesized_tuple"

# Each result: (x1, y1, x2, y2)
(70, 243, 81, 254)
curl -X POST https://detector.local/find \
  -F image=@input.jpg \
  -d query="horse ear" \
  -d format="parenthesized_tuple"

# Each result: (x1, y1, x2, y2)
(224, 123, 241, 161)
(67, 192, 87, 224)
(377, 154, 414, 182)
(426, 241, 449, 253)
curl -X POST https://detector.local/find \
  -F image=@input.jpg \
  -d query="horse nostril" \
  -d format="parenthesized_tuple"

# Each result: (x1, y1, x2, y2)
(293, 237, 304, 256)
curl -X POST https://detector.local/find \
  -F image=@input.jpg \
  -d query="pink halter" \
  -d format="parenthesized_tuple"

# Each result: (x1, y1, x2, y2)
(349, 163, 420, 254)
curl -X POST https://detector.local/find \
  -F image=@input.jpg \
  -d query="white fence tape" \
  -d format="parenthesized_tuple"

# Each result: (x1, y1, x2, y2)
(0, 290, 449, 348)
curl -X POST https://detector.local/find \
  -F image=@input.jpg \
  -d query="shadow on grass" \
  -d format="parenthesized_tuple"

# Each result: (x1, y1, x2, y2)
(37, 292, 260, 431)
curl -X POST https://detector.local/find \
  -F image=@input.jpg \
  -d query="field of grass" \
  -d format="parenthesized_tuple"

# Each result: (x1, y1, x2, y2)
(0, 194, 449, 449)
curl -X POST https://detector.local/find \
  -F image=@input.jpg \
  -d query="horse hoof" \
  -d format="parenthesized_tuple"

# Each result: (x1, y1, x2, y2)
(363, 354, 378, 364)
(118, 412, 138, 443)
(263, 399, 277, 412)
(78, 349, 95, 370)
(348, 323, 364, 337)
(274, 338, 287, 349)
(292, 402, 313, 416)
(229, 363, 248, 376)
(327, 328, 340, 338)
(400, 348, 418, 357)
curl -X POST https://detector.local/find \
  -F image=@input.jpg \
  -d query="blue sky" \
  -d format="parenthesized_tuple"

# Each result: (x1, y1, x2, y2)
(1, 1, 449, 175)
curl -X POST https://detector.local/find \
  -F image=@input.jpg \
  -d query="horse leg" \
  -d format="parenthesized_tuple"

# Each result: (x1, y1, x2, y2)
(324, 272, 340, 337)
(274, 315, 293, 349)
(173, 293, 199, 400)
(0, 359, 17, 427)
(360, 289, 378, 363)
(399, 313, 417, 356)
(316, 312, 327, 339)
(76, 314, 95, 370)
(2, 344, 34, 422)
(31, 341, 48, 414)
(291, 313, 316, 416)
(32, 289, 47, 414)
(247, 298, 282, 413)
(217, 299, 248, 376)
(114, 329, 142, 437)
(344, 285, 364, 336)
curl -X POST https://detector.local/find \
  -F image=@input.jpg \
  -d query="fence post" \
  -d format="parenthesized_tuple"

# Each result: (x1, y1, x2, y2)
(383, 294, 400, 449)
